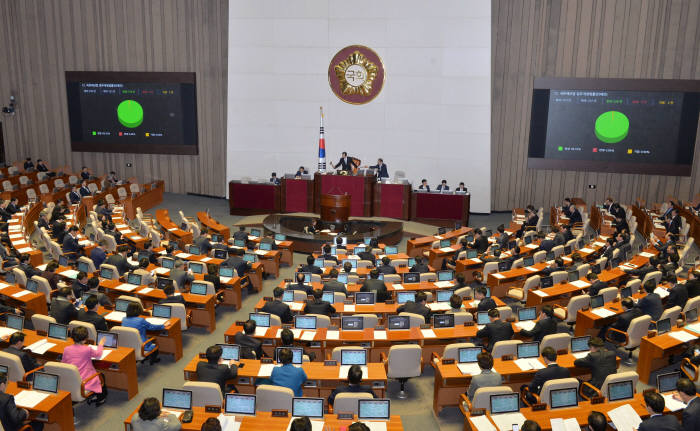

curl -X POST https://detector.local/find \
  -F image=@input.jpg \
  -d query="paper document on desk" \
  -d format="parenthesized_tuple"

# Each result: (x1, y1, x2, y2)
(662, 394, 687, 411)
(146, 317, 168, 326)
(97, 349, 113, 360)
(254, 327, 268, 337)
(428, 302, 451, 311)
(176, 252, 192, 258)
(654, 287, 670, 299)
(326, 330, 340, 340)
(439, 247, 454, 253)
(593, 241, 606, 247)
(572, 351, 590, 359)
(288, 302, 304, 312)
(17, 247, 33, 253)
(257, 363, 277, 377)
(104, 311, 126, 322)
(457, 363, 482, 375)
(469, 300, 481, 307)
(514, 358, 545, 371)
(0, 327, 17, 339)
(607, 403, 642, 431)
(421, 329, 437, 338)
(490, 412, 526, 431)
(434, 281, 454, 288)
(116, 283, 139, 292)
(359, 421, 387, 431)
(570, 280, 590, 288)
(392, 284, 404, 290)
(561, 256, 572, 262)
(139, 287, 154, 295)
(470, 258, 482, 263)
(115, 224, 128, 229)
(344, 304, 356, 312)
(373, 330, 387, 340)
(591, 308, 616, 318)
(639, 252, 655, 258)
(515, 321, 536, 331)
(434, 235, 444, 240)
(492, 273, 505, 279)
(469, 415, 497, 431)
(525, 266, 539, 272)
(201, 257, 212, 262)
(532, 289, 548, 297)
(130, 235, 143, 240)
(578, 248, 595, 254)
(254, 250, 267, 256)
(12, 290, 31, 298)
(25, 339, 56, 355)
(525, 244, 539, 249)
(684, 323, 700, 334)
(669, 331, 697, 342)
(14, 390, 50, 408)
(167, 227, 178, 232)
(550, 418, 580, 431)
(59, 269, 80, 279)
(78, 239, 92, 246)
(216, 414, 243, 431)
(300, 331, 316, 341)
(339, 365, 367, 380)
(154, 267, 169, 275)
(219, 276, 232, 283)
(8, 233, 22, 239)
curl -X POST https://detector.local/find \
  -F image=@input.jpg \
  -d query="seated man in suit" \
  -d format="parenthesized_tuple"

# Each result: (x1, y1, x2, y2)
(568, 205, 582, 225)
(84, 276, 112, 307)
(540, 257, 566, 276)
(305, 289, 336, 316)
(299, 255, 323, 275)
(417, 179, 430, 192)
(106, 245, 138, 275)
(332, 152, 357, 172)
(638, 391, 681, 431)
(323, 269, 348, 296)
(23, 157, 34, 170)
(77, 295, 108, 331)
(169, 259, 194, 291)
(455, 182, 468, 192)
(537, 231, 555, 252)
(409, 256, 430, 274)
(360, 269, 389, 302)
(269, 172, 280, 185)
(614, 215, 629, 235)
(674, 378, 700, 431)
(599, 297, 641, 340)
(466, 352, 502, 400)
(260, 233, 279, 251)
(523, 347, 570, 403)
(49, 286, 77, 324)
(321, 244, 338, 263)
(551, 226, 566, 246)
(436, 180, 449, 191)
(232, 226, 248, 241)
(574, 337, 618, 396)
(223, 248, 250, 278)
(377, 256, 397, 275)
(133, 258, 155, 286)
(234, 320, 264, 359)
(159, 283, 186, 304)
(366, 158, 389, 179)
(271, 348, 308, 396)
(519, 305, 557, 342)
(586, 273, 607, 296)
(78, 180, 91, 197)
(193, 227, 213, 255)
(196, 345, 239, 394)
(80, 166, 91, 180)
(686, 269, 700, 299)
(0, 370, 40, 431)
(261, 287, 293, 324)
(328, 364, 377, 406)
(476, 308, 513, 351)
(71, 271, 89, 299)
(475, 286, 496, 312)
(18, 253, 41, 279)
(6, 198, 20, 215)
(37, 210, 50, 230)
(637, 279, 663, 321)
(294, 166, 308, 177)
(469, 229, 490, 255)
(61, 225, 84, 259)
(287, 272, 313, 295)
(68, 186, 81, 204)
(561, 198, 573, 217)
(397, 291, 431, 322)
(90, 240, 107, 269)
(664, 208, 682, 242)
(3, 332, 39, 374)
(665, 274, 688, 310)
(40, 261, 60, 291)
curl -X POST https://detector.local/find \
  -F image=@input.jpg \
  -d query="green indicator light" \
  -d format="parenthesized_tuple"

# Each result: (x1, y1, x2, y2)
(595, 111, 629, 144)
(117, 100, 144, 128)
(92, 131, 96, 136)
(558, 146, 563, 151)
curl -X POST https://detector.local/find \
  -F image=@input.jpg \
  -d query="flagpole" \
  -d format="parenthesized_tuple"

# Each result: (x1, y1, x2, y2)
(318, 107, 326, 173)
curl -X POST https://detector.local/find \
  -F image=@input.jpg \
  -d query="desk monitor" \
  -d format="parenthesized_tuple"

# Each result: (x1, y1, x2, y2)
(358, 399, 390, 420)
(302, 273, 312, 283)
(115, 299, 130, 312)
(97, 331, 118, 348)
(214, 249, 228, 259)
(330, 246, 337, 255)
(466, 250, 478, 259)
(524, 235, 533, 245)
(337, 237, 348, 247)
(58, 255, 69, 267)
(157, 278, 174, 289)
(518, 307, 537, 321)
(657, 371, 680, 393)
(275, 347, 303, 364)
(341, 316, 363, 331)
(337, 273, 348, 284)
(250, 228, 261, 238)
(403, 272, 419, 284)
(567, 270, 579, 282)
(161, 257, 175, 269)
(363, 237, 372, 245)
(455, 222, 462, 230)
(32, 372, 59, 393)
(571, 336, 590, 353)
(188, 245, 201, 255)
(294, 315, 317, 330)
(458, 347, 481, 363)
(77, 260, 90, 273)
(591, 263, 601, 274)
(438, 227, 447, 235)
(387, 315, 410, 330)
(436, 289, 454, 302)
(249, 313, 270, 327)
(433, 313, 454, 328)
(563, 245, 572, 255)
(497, 261, 510, 272)
(259, 242, 272, 251)
(607, 380, 634, 401)
(274, 234, 286, 241)
(545, 251, 555, 261)
(686, 307, 698, 323)
(590, 294, 604, 309)
(322, 292, 335, 304)
(312, 257, 325, 268)
(407, 258, 416, 267)
(384, 246, 398, 255)
(620, 286, 632, 298)
(517, 341, 539, 359)
(99, 267, 113, 279)
(440, 239, 451, 248)
(466, 235, 475, 244)
(396, 291, 416, 304)
(210, 234, 223, 243)
(354, 246, 366, 254)
(48, 323, 68, 340)
(243, 253, 257, 263)
(292, 397, 324, 419)
(355, 292, 375, 305)
(6, 314, 23, 331)
(437, 270, 454, 281)
(550, 387, 578, 409)
(490, 393, 519, 414)
(189, 262, 204, 274)
(127, 273, 142, 286)
(152, 304, 172, 319)
(476, 312, 490, 325)
(523, 256, 534, 267)
(5, 271, 15, 284)
(225, 393, 256, 416)
(162, 388, 193, 410)
(610, 257, 622, 268)
(190, 282, 208, 295)
(282, 291, 294, 302)
(656, 318, 671, 335)
(341, 349, 367, 366)
(25, 279, 38, 293)
(219, 266, 234, 278)
(378, 273, 384, 281)
(233, 239, 246, 247)
(342, 259, 358, 269)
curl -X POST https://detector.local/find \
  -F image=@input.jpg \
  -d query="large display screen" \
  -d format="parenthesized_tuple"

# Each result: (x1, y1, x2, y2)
(66, 71, 198, 155)
(528, 78, 700, 175)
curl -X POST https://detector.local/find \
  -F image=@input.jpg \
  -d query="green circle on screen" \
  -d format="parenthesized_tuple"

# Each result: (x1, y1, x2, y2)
(594, 111, 629, 144)
(117, 100, 144, 128)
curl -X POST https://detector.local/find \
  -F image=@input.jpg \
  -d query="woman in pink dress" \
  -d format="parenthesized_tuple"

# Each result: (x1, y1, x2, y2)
(61, 326, 108, 406)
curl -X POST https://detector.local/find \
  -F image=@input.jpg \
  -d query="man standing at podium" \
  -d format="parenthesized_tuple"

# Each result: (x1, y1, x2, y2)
(333, 152, 357, 171)
(365, 158, 389, 179)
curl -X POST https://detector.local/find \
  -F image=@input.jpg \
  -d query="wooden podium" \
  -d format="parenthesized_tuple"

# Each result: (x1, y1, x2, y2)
(320, 194, 350, 224)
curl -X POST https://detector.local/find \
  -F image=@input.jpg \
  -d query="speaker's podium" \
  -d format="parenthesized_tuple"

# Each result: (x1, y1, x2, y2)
(313, 172, 375, 217)
(320, 193, 350, 224)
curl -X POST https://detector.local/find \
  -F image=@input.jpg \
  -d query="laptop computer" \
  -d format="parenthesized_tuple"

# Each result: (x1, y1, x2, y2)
(570, 336, 590, 355)
(243, 253, 257, 263)
(466, 249, 478, 259)
(211, 234, 223, 243)
(397, 291, 416, 304)
(523, 256, 534, 267)
(358, 399, 390, 420)
(518, 307, 537, 321)
(458, 347, 481, 364)
(440, 239, 451, 248)
(127, 273, 142, 286)
(282, 291, 295, 302)
(77, 260, 90, 273)
(32, 372, 59, 393)
(517, 342, 539, 359)
(233, 239, 246, 247)
(433, 313, 455, 328)
(686, 308, 698, 323)
(157, 278, 173, 289)
(550, 387, 578, 409)
(341, 316, 363, 330)
(97, 331, 118, 348)
(189, 262, 204, 274)
(292, 397, 324, 419)
(152, 304, 172, 319)
(620, 286, 632, 299)
(656, 318, 672, 335)
(657, 371, 680, 393)
(337, 273, 348, 284)
(6, 314, 23, 331)
(407, 258, 416, 267)
(190, 282, 208, 295)
(214, 249, 228, 259)
(218, 266, 235, 278)
(476, 312, 490, 325)
(217, 344, 241, 362)
(489, 393, 519, 415)
(250, 229, 261, 238)
(322, 292, 335, 304)
(294, 315, 317, 330)
(99, 267, 113, 279)
(607, 380, 634, 401)
(162, 388, 193, 413)
(115, 299, 130, 313)
(224, 393, 256, 417)
(590, 294, 604, 309)
(25, 279, 38, 293)
(259, 242, 272, 251)
(387, 315, 410, 330)
(58, 255, 68, 267)
(355, 292, 375, 305)
(47, 323, 68, 340)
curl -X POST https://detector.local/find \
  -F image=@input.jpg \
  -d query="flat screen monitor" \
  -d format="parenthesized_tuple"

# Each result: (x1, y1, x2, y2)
(243, 253, 257, 263)
(571, 336, 590, 353)
(233, 239, 246, 247)
(656, 318, 671, 335)
(567, 270, 579, 282)
(523, 256, 534, 267)
(396, 291, 416, 304)
(48, 323, 68, 340)
(258, 242, 272, 251)
(99, 267, 113, 279)
(433, 314, 454, 328)
(657, 371, 680, 393)
(564, 245, 572, 255)
(341, 349, 367, 365)
(5, 272, 15, 284)
(188, 245, 201, 255)
(620, 286, 632, 298)
(127, 273, 142, 286)
(97, 331, 118, 348)
(497, 261, 510, 272)
(590, 294, 604, 309)
(686, 307, 698, 323)
(225, 393, 256, 416)
(294, 315, 317, 330)
(476, 312, 490, 325)
(250, 229, 261, 238)
(467, 250, 478, 259)
(436, 289, 454, 302)
(490, 393, 519, 414)
(403, 272, 419, 284)
(58, 255, 69, 267)
(25, 279, 38, 293)
(607, 380, 634, 401)
(363, 237, 372, 245)
(358, 399, 390, 420)
(189, 262, 204, 274)
(407, 258, 416, 267)
(517, 342, 539, 359)
(313, 258, 324, 267)
(282, 291, 294, 302)
(545, 251, 555, 261)
(322, 292, 335, 303)
(219, 266, 234, 278)
(550, 387, 578, 409)
(77, 261, 90, 273)
(458, 347, 481, 363)
(275, 347, 303, 364)
(518, 307, 537, 321)
(437, 270, 454, 281)
(591, 263, 601, 274)
(337, 273, 348, 284)
(152, 304, 171, 319)
(438, 227, 447, 235)
(157, 278, 173, 289)
(162, 388, 193, 410)
(249, 313, 270, 327)
(190, 282, 208, 295)
(440, 239, 451, 248)
(210, 234, 223, 243)
(32, 372, 59, 393)
(161, 258, 175, 269)
(387, 315, 410, 330)
(341, 316, 363, 331)
(115, 299, 130, 312)
(292, 397, 324, 419)
(355, 292, 375, 304)
(214, 249, 227, 259)
(274, 234, 286, 241)
(384, 246, 398, 255)
(524, 235, 533, 245)
(6, 314, 23, 331)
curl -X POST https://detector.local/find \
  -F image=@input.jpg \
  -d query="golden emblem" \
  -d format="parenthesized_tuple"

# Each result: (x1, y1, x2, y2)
(334, 51, 378, 96)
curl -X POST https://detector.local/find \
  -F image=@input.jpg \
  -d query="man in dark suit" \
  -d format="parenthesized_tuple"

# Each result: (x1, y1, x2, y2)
(455, 182, 468, 192)
(159, 284, 186, 304)
(18, 253, 40, 278)
(614, 215, 629, 234)
(223, 249, 250, 278)
(49, 287, 77, 324)
(525, 347, 570, 398)
(3, 332, 39, 374)
(234, 320, 264, 359)
(665, 208, 682, 241)
(304, 289, 336, 316)
(436, 180, 450, 191)
(686, 270, 700, 299)
(476, 308, 514, 351)
(71, 271, 89, 299)
(261, 287, 293, 324)
(40, 261, 61, 290)
(519, 305, 558, 342)
(90, 240, 107, 269)
(260, 233, 278, 251)
(322, 269, 348, 296)
(357, 247, 375, 262)
(193, 227, 212, 255)
(675, 377, 700, 431)
(106, 245, 138, 275)
(78, 180, 91, 197)
(287, 272, 313, 295)
(496, 225, 510, 250)
(84, 276, 111, 307)
(574, 337, 618, 395)
(6, 198, 20, 214)
(637, 280, 663, 321)
(196, 345, 239, 393)
(299, 255, 323, 275)
(61, 225, 84, 258)
(600, 297, 642, 340)
(561, 198, 573, 217)
(469, 229, 489, 254)
(638, 391, 682, 431)
(537, 232, 554, 253)
(68, 186, 81, 204)
(474, 286, 496, 312)
(328, 364, 376, 406)
(397, 291, 431, 322)
(624, 257, 659, 278)
(0, 371, 37, 431)
(360, 269, 389, 302)
(665, 274, 688, 310)
(585, 273, 607, 296)
(269, 172, 280, 185)
(80, 166, 91, 180)
(568, 206, 582, 225)
(37, 211, 50, 230)
(377, 257, 397, 275)
(332, 152, 357, 171)
(551, 226, 566, 247)
(76, 295, 108, 331)
(417, 179, 430, 192)
(232, 226, 248, 241)
(169, 259, 194, 291)
(367, 158, 389, 179)
(409, 256, 430, 274)
(321, 244, 338, 264)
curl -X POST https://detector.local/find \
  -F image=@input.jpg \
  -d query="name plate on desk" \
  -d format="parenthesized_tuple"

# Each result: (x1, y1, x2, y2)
(591, 396, 605, 404)
(442, 358, 455, 365)
(261, 358, 273, 364)
(205, 406, 221, 413)
(324, 360, 338, 366)
(532, 403, 546, 411)
(337, 412, 354, 420)
(271, 410, 288, 417)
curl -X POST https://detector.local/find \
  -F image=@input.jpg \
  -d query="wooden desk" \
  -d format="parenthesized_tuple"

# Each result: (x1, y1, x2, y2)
(406, 227, 471, 258)
(486, 262, 550, 298)
(373, 182, 411, 220)
(125, 409, 403, 431)
(249, 237, 294, 267)
(229, 181, 281, 215)
(6, 381, 75, 430)
(411, 191, 470, 227)
(122, 180, 164, 220)
(197, 211, 230, 240)
(0, 282, 48, 317)
(637, 327, 699, 384)
(280, 177, 314, 213)
(155, 209, 194, 249)
(8, 203, 44, 267)
(313, 173, 376, 217)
